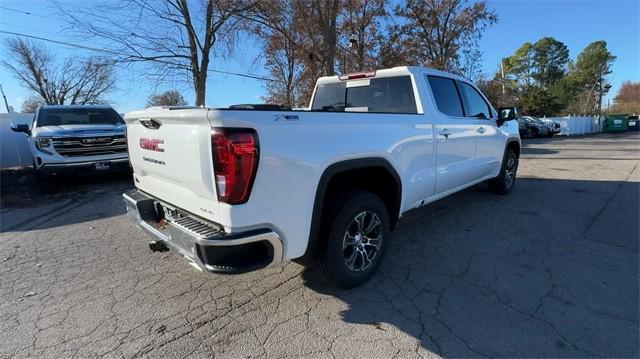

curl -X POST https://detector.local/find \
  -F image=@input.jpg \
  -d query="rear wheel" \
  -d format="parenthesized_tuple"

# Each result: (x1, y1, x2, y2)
(489, 149, 518, 195)
(531, 128, 539, 138)
(318, 191, 390, 288)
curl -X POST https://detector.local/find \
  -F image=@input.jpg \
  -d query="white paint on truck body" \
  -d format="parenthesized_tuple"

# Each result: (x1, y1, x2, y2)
(125, 66, 520, 260)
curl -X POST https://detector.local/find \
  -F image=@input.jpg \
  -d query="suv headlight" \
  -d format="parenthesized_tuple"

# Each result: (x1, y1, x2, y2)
(35, 137, 53, 154)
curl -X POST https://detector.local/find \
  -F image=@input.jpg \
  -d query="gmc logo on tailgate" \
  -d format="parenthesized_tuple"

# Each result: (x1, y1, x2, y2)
(139, 138, 164, 152)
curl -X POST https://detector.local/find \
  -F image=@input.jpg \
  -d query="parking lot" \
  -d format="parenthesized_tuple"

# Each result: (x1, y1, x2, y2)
(1, 132, 638, 358)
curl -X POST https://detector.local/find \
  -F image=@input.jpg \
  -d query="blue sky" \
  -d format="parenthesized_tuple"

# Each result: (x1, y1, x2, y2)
(0, 0, 638, 113)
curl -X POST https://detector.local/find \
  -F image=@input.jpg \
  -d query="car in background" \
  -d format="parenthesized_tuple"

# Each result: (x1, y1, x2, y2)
(536, 117, 561, 136)
(10, 105, 129, 180)
(518, 116, 548, 138)
(518, 116, 558, 138)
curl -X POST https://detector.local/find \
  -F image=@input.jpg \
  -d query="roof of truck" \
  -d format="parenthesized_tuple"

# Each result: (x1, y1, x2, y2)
(39, 104, 115, 110)
(315, 66, 470, 85)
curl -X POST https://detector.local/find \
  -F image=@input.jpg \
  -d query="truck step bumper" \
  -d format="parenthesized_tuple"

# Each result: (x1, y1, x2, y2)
(123, 190, 283, 274)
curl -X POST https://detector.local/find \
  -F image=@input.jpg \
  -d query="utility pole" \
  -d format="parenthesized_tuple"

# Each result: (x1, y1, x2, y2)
(597, 65, 603, 120)
(0, 83, 10, 113)
(500, 60, 505, 95)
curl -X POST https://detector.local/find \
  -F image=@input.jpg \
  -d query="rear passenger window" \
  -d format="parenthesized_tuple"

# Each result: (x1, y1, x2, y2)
(311, 83, 346, 111)
(311, 76, 417, 114)
(460, 82, 492, 119)
(427, 76, 464, 117)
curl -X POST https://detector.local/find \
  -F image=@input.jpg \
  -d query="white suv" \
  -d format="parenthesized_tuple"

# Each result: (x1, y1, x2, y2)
(11, 105, 129, 179)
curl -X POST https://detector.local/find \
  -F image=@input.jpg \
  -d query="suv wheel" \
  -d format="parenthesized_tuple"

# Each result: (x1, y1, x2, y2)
(318, 191, 390, 288)
(32, 162, 51, 190)
(531, 127, 539, 138)
(489, 149, 518, 195)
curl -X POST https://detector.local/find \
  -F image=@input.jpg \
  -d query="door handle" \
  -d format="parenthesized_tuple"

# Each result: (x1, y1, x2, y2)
(439, 128, 452, 138)
(477, 126, 486, 134)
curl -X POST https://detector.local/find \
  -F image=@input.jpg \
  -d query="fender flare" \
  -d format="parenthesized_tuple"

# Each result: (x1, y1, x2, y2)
(299, 157, 402, 262)
(505, 138, 521, 158)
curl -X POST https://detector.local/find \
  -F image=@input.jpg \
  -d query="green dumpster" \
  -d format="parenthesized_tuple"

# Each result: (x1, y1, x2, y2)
(604, 114, 629, 132)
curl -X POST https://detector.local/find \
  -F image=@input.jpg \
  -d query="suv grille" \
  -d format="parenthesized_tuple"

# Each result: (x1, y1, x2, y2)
(52, 135, 127, 157)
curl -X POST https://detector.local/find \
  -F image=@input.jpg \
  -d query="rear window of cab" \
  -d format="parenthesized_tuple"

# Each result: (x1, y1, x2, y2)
(311, 76, 418, 114)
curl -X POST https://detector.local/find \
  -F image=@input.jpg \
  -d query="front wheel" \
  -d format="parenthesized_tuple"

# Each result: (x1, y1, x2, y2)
(32, 162, 52, 191)
(531, 128, 539, 138)
(489, 149, 518, 195)
(318, 191, 390, 288)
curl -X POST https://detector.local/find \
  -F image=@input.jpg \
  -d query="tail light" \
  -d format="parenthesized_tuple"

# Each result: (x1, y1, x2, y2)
(211, 128, 259, 204)
(339, 70, 376, 81)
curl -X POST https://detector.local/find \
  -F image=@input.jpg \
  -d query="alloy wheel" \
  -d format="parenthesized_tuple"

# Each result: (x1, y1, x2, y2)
(504, 155, 517, 188)
(342, 210, 382, 272)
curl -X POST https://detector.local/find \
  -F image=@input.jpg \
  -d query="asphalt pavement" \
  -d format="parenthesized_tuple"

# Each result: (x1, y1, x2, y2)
(1, 132, 638, 358)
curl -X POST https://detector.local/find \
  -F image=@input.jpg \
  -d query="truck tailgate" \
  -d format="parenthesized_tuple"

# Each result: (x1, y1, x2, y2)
(124, 108, 219, 221)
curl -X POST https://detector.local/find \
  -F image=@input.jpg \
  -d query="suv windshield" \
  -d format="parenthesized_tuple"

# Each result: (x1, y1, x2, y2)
(311, 76, 417, 114)
(37, 108, 124, 127)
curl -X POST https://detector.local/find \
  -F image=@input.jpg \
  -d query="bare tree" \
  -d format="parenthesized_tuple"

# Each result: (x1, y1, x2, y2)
(395, 0, 497, 75)
(21, 96, 45, 113)
(611, 81, 640, 114)
(306, 0, 341, 77)
(247, 0, 340, 106)
(58, 0, 257, 106)
(377, 25, 412, 68)
(338, 0, 387, 73)
(247, 0, 305, 107)
(3, 38, 115, 105)
(147, 90, 187, 107)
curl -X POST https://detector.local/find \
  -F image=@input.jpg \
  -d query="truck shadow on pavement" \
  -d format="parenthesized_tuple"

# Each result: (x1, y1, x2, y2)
(302, 177, 639, 357)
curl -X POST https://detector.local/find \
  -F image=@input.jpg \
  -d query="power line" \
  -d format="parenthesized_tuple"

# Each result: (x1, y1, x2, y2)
(0, 5, 49, 18)
(0, 30, 278, 82)
(49, 0, 128, 19)
(0, 30, 128, 56)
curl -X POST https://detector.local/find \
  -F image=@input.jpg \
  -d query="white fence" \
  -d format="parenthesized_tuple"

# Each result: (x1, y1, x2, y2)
(543, 116, 602, 136)
(0, 113, 34, 169)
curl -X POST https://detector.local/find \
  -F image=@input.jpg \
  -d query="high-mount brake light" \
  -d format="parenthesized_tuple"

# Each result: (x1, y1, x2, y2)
(338, 70, 376, 81)
(211, 128, 259, 204)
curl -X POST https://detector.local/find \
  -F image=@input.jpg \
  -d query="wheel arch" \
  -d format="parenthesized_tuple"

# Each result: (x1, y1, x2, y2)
(506, 138, 521, 158)
(298, 157, 402, 263)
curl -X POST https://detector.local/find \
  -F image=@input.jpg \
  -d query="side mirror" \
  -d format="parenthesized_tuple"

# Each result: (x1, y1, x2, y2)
(497, 106, 518, 126)
(10, 123, 31, 136)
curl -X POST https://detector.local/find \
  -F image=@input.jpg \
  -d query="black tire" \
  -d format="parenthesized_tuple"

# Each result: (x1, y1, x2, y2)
(531, 128, 539, 138)
(32, 164, 52, 193)
(489, 149, 518, 195)
(525, 128, 534, 138)
(317, 191, 390, 289)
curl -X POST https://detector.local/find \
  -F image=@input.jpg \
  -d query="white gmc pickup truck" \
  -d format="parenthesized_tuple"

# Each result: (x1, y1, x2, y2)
(123, 66, 520, 288)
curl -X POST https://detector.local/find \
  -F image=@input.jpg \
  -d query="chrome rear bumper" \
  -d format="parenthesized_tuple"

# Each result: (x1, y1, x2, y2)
(123, 190, 283, 273)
